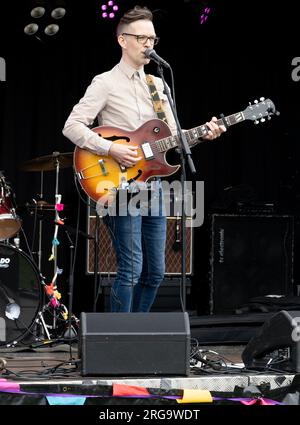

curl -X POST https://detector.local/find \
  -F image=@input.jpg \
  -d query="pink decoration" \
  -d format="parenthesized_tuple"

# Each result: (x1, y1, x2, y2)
(55, 203, 64, 211)
(0, 379, 21, 392)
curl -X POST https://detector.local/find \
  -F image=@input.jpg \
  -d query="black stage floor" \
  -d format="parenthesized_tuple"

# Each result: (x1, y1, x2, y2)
(0, 312, 299, 406)
(0, 341, 297, 406)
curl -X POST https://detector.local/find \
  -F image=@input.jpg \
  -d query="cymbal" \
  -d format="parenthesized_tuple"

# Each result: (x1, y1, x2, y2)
(20, 151, 73, 172)
(18, 200, 70, 211)
(27, 200, 55, 210)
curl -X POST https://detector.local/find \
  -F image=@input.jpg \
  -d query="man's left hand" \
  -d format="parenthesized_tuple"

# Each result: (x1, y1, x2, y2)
(203, 116, 226, 140)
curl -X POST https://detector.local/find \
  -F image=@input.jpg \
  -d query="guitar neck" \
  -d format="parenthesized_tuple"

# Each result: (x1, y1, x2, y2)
(156, 111, 245, 152)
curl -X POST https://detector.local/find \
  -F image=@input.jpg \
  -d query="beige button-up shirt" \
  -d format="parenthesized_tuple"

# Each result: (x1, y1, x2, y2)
(62, 58, 177, 155)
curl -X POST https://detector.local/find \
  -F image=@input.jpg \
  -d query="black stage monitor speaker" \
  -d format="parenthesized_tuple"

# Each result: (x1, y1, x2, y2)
(80, 312, 191, 376)
(242, 310, 300, 372)
(210, 214, 294, 314)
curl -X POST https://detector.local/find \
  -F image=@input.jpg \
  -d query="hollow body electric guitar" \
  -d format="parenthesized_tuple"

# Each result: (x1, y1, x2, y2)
(74, 98, 277, 203)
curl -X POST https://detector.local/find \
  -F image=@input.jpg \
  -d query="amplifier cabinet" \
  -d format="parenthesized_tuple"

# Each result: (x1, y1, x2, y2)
(87, 214, 193, 276)
(210, 214, 294, 314)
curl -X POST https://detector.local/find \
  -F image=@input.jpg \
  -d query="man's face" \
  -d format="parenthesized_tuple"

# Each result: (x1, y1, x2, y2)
(119, 19, 157, 68)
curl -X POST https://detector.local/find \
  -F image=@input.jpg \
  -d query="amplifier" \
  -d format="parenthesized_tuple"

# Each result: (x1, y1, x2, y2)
(210, 214, 294, 314)
(86, 200, 194, 276)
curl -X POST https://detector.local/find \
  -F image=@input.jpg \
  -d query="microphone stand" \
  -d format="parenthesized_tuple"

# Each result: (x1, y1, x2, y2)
(156, 64, 196, 311)
(93, 211, 102, 312)
(63, 227, 77, 360)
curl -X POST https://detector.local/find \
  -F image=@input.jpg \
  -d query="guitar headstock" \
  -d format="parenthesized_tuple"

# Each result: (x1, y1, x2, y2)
(243, 97, 279, 124)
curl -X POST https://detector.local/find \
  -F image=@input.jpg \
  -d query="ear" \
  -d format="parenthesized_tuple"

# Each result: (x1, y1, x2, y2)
(117, 34, 126, 49)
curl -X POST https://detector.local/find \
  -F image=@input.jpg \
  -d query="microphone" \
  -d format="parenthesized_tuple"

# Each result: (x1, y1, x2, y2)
(144, 48, 170, 69)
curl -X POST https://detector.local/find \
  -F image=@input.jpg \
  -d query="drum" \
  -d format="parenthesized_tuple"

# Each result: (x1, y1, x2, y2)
(0, 175, 22, 240)
(0, 243, 42, 346)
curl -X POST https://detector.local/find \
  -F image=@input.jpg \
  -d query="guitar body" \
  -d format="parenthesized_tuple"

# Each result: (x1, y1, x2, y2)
(74, 119, 180, 203)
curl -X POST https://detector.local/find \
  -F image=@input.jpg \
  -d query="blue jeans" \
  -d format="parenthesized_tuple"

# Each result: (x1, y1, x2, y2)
(103, 189, 166, 312)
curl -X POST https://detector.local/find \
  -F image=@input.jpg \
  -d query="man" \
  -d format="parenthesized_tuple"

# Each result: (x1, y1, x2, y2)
(63, 5, 225, 312)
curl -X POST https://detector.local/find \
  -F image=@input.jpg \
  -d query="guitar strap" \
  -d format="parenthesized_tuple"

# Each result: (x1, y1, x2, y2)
(146, 74, 169, 124)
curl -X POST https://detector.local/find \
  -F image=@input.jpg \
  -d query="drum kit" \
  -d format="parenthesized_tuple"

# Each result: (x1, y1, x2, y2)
(0, 152, 78, 348)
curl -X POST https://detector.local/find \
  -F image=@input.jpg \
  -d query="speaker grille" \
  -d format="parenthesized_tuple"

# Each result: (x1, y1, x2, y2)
(210, 214, 294, 314)
(87, 216, 193, 275)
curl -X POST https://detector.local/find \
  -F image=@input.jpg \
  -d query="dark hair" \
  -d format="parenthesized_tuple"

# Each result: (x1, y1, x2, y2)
(116, 6, 153, 36)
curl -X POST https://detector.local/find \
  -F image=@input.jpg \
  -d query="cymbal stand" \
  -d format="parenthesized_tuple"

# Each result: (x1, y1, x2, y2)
(52, 156, 61, 331)
(37, 170, 44, 272)
(35, 170, 47, 312)
(34, 155, 67, 342)
(29, 170, 45, 275)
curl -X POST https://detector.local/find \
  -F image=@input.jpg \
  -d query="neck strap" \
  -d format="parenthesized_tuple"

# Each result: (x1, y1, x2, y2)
(146, 74, 168, 124)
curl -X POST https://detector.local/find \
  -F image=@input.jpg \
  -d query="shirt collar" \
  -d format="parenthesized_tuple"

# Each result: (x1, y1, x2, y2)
(118, 58, 146, 80)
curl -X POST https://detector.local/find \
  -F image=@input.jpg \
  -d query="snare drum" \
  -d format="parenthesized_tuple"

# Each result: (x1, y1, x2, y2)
(0, 175, 22, 240)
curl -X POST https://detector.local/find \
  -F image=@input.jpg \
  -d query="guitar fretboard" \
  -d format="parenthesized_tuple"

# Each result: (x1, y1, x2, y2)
(155, 111, 245, 153)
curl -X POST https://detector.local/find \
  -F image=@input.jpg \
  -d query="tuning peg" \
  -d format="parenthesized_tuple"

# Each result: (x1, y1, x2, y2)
(254, 99, 258, 104)
(254, 120, 259, 124)
(260, 97, 265, 101)
(260, 118, 265, 123)
(267, 116, 272, 120)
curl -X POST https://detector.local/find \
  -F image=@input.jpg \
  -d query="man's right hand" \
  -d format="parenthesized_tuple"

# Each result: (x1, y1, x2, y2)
(109, 143, 142, 167)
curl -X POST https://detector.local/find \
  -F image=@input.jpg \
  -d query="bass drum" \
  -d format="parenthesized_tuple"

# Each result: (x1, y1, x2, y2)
(0, 243, 42, 346)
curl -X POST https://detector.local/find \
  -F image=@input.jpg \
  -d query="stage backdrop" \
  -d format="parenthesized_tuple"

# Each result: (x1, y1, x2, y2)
(0, 0, 299, 315)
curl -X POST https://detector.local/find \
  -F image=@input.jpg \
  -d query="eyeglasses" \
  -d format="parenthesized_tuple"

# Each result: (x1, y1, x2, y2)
(122, 33, 160, 45)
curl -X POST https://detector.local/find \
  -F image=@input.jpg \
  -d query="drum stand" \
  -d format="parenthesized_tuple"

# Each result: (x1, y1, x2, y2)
(28, 169, 58, 342)
(17, 151, 75, 346)
(36, 309, 51, 340)
(33, 155, 72, 343)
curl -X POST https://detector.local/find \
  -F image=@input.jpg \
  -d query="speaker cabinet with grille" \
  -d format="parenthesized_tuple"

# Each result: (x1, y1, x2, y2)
(210, 214, 294, 314)
(80, 312, 191, 376)
(242, 310, 300, 372)
(87, 215, 193, 276)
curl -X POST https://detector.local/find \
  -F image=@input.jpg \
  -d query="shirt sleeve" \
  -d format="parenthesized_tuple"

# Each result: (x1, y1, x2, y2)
(62, 74, 113, 155)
